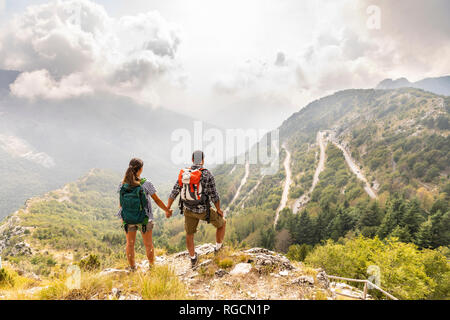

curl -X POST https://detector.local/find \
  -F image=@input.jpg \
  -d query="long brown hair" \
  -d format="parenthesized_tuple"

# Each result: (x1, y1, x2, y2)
(123, 158, 144, 186)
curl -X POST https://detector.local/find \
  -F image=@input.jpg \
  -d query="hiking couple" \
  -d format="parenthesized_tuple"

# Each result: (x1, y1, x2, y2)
(117, 150, 226, 271)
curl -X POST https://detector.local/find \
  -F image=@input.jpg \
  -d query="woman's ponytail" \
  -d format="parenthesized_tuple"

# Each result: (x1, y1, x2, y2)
(123, 158, 144, 186)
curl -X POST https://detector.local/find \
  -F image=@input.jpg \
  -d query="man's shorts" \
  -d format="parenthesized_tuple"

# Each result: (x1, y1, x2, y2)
(184, 208, 225, 235)
(127, 221, 154, 232)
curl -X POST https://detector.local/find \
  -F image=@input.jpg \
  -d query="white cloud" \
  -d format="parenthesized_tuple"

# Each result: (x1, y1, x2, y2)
(209, 26, 386, 128)
(1, 0, 449, 131)
(11, 69, 92, 100)
(0, 0, 182, 104)
(207, 0, 450, 130)
(0, 134, 55, 168)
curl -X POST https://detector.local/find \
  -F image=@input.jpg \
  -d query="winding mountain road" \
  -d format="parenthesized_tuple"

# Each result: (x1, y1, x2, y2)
(274, 144, 292, 226)
(293, 131, 327, 214)
(224, 161, 250, 217)
(328, 134, 377, 199)
(239, 179, 262, 209)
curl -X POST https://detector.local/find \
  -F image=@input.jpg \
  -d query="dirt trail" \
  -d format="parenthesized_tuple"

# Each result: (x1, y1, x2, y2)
(224, 161, 250, 216)
(328, 133, 377, 199)
(274, 144, 292, 225)
(293, 131, 327, 214)
(239, 179, 262, 209)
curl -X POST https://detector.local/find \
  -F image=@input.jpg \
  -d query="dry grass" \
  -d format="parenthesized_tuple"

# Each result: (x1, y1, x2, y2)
(38, 280, 69, 300)
(3, 261, 188, 300)
(0, 267, 42, 299)
(155, 248, 167, 256)
(216, 258, 234, 269)
(301, 266, 318, 282)
(198, 264, 216, 278)
(137, 265, 188, 300)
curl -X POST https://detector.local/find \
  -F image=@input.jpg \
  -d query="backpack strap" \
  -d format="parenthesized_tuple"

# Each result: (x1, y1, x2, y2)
(119, 184, 128, 208)
(139, 179, 149, 232)
(199, 169, 211, 223)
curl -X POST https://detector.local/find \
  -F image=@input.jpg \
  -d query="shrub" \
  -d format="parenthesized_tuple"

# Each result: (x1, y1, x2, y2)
(287, 244, 313, 262)
(217, 258, 234, 269)
(38, 280, 68, 300)
(78, 254, 101, 271)
(305, 236, 449, 300)
(0, 268, 15, 287)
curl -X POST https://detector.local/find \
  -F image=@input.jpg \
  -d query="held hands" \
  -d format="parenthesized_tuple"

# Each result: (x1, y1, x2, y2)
(165, 208, 173, 218)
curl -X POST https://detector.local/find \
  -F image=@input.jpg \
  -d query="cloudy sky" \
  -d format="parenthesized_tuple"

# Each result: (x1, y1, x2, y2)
(1, 0, 449, 131)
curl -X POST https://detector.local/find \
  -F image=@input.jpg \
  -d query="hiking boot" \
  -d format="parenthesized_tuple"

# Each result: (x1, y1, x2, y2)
(127, 265, 137, 273)
(190, 253, 199, 269)
(214, 245, 223, 255)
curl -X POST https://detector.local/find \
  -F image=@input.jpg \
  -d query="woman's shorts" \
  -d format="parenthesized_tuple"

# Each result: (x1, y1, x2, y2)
(126, 221, 154, 232)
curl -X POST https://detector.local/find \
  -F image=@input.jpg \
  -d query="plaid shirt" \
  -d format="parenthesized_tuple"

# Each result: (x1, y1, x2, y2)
(169, 165, 220, 213)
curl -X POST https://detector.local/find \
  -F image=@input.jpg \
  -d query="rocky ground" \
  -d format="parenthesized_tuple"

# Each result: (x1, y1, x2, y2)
(99, 244, 369, 300)
(1, 214, 370, 301)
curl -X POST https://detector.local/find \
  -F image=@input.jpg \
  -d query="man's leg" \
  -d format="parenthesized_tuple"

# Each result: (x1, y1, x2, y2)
(216, 219, 226, 244)
(186, 233, 195, 257)
(209, 208, 226, 251)
(184, 210, 200, 257)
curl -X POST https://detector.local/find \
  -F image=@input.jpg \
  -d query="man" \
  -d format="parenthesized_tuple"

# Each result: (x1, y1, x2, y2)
(167, 150, 226, 268)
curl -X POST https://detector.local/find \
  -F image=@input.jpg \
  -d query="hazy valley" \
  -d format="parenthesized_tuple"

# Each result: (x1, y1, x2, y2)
(1, 82, 449, 300)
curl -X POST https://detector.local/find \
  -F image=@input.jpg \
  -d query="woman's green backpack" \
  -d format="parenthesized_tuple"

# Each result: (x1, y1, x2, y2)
(120, 179, 148, 228)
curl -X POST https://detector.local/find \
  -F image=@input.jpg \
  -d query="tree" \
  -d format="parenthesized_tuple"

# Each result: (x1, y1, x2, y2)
(390, 225, 412, 243)
(403, 199, 425, 238)
(259, 227, 275, 250)
(377, 197, 406, 239)
(430, 210, 450, 248)
(275, 229, 293, 253)
(313, 208, 334, 243)
(415, 219, 433, 249)
(293, 210, 314, 245)
(329, 207, 354, 241)
(359, 201, 382, 226)
(431, 198, 449, 215)
(286, 244, 312, 262)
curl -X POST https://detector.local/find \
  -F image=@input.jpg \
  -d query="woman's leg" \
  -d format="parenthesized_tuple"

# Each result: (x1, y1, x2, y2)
(125, 229, 137, 268)
(142, 229, 155, 265)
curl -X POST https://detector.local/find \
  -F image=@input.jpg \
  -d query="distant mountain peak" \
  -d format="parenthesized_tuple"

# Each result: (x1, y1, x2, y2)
(376, 75, 450, 96)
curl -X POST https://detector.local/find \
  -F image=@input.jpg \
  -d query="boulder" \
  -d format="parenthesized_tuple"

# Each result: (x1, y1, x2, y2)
(108, 288, 122, 300)
(215, 269, 228, 278)
(316, 270, 330, 289)
(291, 276, 315, 286)
(10, 241, 33, 256)
(230, 263, 252, 276)
(99, 268, 130, 276)
(197, 259, 212, 269)
(0, 219, 29, 255)
(243, 248, 293, 271)
(174, 243, 216, 259)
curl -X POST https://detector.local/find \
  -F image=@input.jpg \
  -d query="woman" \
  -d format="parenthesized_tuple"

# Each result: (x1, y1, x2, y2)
(117, 158, 172, 271)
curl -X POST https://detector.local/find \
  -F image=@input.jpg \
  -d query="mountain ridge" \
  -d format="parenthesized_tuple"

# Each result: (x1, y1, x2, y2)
(376, 75, 450, 96)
